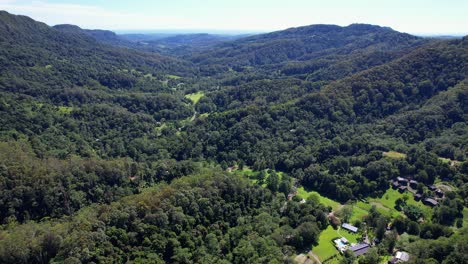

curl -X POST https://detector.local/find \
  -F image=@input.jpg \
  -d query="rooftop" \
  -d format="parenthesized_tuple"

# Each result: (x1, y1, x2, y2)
(349, 243, 370, 256)
(342, 223, 358, 233)
(396, 251, 410, 262)
(423, 198, 438, 206)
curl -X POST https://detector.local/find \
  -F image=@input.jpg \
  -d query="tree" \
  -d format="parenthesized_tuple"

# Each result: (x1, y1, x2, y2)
(338, 204, 353, 223)
(267, 171, 279, 192)
(359, 248, 379, 264)
(294, 222, 320, 248)
(279, 177, 292, 196)
(407, 221, 420, 235)
(375, 216, 388, 241)
(395, 198, 405, 211)
(403, 205, 424, 221)
(392, 217, 407, 234)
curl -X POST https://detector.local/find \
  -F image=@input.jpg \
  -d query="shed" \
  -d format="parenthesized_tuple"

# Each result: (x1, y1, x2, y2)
(398, 186, 407, 193)
(342, 223, 358, 233)
(423, 198, 438, 206)
(396, 251, 410, 262)
(397, 177, 408, 184)
(409, 180, 418, 188)
(414, 193, 422, 201)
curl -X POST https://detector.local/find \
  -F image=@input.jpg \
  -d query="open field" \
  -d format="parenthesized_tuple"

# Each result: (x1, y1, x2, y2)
(185, 91, 204, 104)
(312, 225, 340, 261)
(357, 188, 432, 219)
(233, 167, 283, 188)
(349, 205, 369, 223)
(297, 187, 341, 211)
(383, 151, 406, 159)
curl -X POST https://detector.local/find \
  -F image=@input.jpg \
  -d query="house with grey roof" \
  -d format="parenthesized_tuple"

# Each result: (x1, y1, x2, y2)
(349, 243, 370, 256)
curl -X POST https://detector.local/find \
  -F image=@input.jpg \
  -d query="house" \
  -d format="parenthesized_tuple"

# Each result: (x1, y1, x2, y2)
(342, 223, 358, 233)
(397, 177, 408, 185)
(409, 180, 418, 188)
(349, 243, 370, 256)
(423, 198, 438, 207)
(428, 185, 437, 191)
(392, 181, 400, 189)
(414, 193, 422, 201)
(435, 189, 444, 197)
(394, 251, 410, 262)
(398, 186, 407, 193)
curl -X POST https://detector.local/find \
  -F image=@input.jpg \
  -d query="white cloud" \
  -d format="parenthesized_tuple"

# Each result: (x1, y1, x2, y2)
(0, 0, 195, 30)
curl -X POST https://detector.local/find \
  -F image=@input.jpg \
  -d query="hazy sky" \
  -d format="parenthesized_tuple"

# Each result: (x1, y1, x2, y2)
(0, 0, 467, 35)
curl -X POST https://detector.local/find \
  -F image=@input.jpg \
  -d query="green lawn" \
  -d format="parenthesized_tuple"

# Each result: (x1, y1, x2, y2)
(337, 227, 361, 244)
(359, 188, 432, 219)
(463, 207, 468, 227)
(313, 225, 361, 262)
(383, 151, 406, 159)
(349, 205, 369, 223)
(297, 187, 341, 211)
(185, 92, 204, 104)
(312, 225, 340, 261)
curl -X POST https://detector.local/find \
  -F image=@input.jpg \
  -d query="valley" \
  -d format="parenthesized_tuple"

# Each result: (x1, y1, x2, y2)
(0, 9, 467, 264)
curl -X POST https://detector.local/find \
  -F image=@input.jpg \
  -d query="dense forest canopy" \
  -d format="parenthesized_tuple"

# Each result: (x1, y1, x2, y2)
(0, 10, 467, 264)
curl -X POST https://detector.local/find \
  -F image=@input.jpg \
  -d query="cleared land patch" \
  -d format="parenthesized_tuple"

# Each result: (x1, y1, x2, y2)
(185, 91, 204, 104)
(383, 151, 406, 159)
(297, 187, 341, 211)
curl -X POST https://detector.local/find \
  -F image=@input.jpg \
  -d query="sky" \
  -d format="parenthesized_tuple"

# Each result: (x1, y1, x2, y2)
(0, 0, 467, 35)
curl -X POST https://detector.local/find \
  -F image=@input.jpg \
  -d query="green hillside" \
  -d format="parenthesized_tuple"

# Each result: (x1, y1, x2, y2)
(0, 10, 466, 264)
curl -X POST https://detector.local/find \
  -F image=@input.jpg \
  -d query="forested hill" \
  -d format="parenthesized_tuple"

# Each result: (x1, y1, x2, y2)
(0, 11, 194, 90)
(189, 24, 430, 75)
(0, 10, 467, 264)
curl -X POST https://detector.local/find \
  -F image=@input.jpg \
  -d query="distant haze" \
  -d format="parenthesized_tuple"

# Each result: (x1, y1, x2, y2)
(0, 0, 467, 35)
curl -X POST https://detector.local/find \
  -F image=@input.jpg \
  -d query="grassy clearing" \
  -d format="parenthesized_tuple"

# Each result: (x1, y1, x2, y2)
(349, 205, 369, 223)
(165, 74, 181, 79)
(383, 151, 406, 159)
(233, 167, 284, 188)
(359, 188, 432, 219)
(185, 92, 204, 104)
(312, 225, 340, 261)
(463, 208, 468, 227)
(337, 227, 361, 244)
(379, 255, 393, 264)
(58, 106, 73, 114)
(297, 187, 341, 211)
(438, 157, 462, 166)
